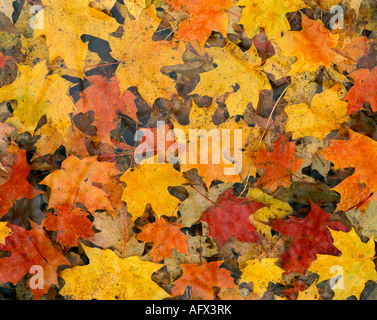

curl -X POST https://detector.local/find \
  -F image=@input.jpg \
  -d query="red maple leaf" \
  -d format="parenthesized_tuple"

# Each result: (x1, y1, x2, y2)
(42, 206, 95, 249)
(172, 261, 236, 299)
(0, 221, 69, 299)
(271, 201, 349, 274)
(0, 147, 43, 218)
(200, 188, 266, 248)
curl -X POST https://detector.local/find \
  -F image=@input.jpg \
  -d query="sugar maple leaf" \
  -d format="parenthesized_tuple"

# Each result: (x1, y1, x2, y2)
(239, 258, 284, 296)
(237, 0, 304, 40)
(0, 61, 76, 136)
(271, 201, 349, 274)
(166, 0, 234, 47)
(275, 15, 339, 73)
(108, 6, 185, 104)
(34, 0, 119, 72)
(171, 261, 236, 299)
(285, 85, 349, 140)
(200, 189, 267, 248)
(120, 159, 187, 220)
(250, 135, 304, 193)
(345, 66, 377, 114)
(0, 221, 69, 299)
(0, 222, 11, 245)
(192, 41, 270, 114)
(75, 75, 138, 144)
(59, 244, 169, 299)
(319, 130, 377, 213)
(0, 146, 43, 218)
(173, 102, 258, 186)
(136, 217, 189, 262)
(40, 156, 120, 215)
(308, 228, 377, 300)
(42, 206, 95, 249)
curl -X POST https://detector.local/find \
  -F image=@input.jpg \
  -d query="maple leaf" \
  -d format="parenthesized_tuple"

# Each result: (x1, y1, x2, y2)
(0, 222, 11, 245)
(275, 15, 339, 73)
(346, 200, 377, 240)
(0, 221, 69, 299)
(177, 183, 232, 228)
(0, 146, 43, 218)
(59, 244, 169, 299)
(192, 41, 270, 114)
(120, 159, 187, 220)
(40, 156, 120, 215)
(171, 261, 236, 299)
(319, 130, 377, 213)
(249, 135, 304, 193)
(0, 61, 76, 136)
(42, 206, 95, 249)
(75, 75, 138, 144)
(345, 66, 377, 114)
(308, 228, 377, 300)
(166, 0, 234, 47)
(34, 0, 119, 72)
(271, 201, 349, 274)
(108, 6, 186, 104)
(137, 217, 189, 262)
(285, 85, 349, 140)
(200, 189, 267, 248)
(172, 102, 260, 186)
(239, 258, 284, 296)
(297, 283, 321, 300)
(237, 0, 304, 40)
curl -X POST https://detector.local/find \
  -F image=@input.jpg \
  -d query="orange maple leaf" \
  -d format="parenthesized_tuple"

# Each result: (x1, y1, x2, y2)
(250, 135, 304, 192)
(345, 66, 377, 114)
(172, 261, 236, 299)
(137, 217, 189, 262)
(0, 221, 69, 299)
(320, 130, 377, 213)
(0, 146, 43, 218)
(167, 0, 234, 47)
(42, 206, 95, 249)
(75, 75, 138, 144)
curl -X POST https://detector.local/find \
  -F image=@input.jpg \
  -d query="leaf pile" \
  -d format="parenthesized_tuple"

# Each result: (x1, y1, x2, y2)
(0, 0, 377, 300)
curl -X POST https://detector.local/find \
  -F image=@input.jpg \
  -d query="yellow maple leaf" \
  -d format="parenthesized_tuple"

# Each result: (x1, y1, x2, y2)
(108, 6, 186, 104)
(0, 61, 76, 137)
(120, 158, 187, 220)
(239, 258, 284, 296)
(285, 85, 349, 140)
(308, 228, 377, 300)
(34, 0, 119, 73)
(297, 283, 321, 300)
(172, 102, 258, 186)
(237, 0, 305, 40)
(192, 41, 270, 115)
(0, 222, 11, 245)
(59, 244, 169, 299)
